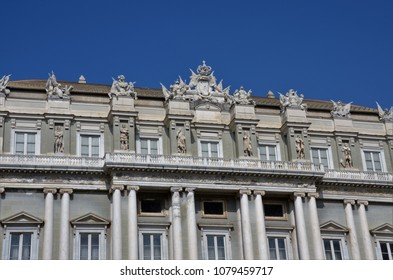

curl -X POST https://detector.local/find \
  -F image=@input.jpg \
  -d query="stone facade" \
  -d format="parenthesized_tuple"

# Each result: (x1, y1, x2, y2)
(0, 63, 392, 260)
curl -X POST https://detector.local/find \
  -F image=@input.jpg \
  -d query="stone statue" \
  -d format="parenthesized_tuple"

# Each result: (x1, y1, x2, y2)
(331, 100, 352, 118)
(109, 75, 137, 99)
(243, 132, 253, 157)
(120, 125, 129, 150)
(376, 102, 393, 122)
(45, 72, 72, 99)
(232, 86, 256, 105)
(279, 89, 305, 111)
(54, 127, 64, 153)
(176, 128, 186, 154)
(340, 143, 353, 168)
(295, 135, 305, 160)
(0, 74, 11, 95)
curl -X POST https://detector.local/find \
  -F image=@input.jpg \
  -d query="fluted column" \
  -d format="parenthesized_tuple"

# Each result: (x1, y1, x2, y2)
(111, 185, 124, 260)
(308, 192, 324, 259)
(59, 189, 73, 260)
(357, 200, 375, 259)
(294, 192, 310, 259)
(127, 186, 139, 260)
(240, 190, 254, 259)
(344, 199, 360, 260)
(171, 187, 183, 259)
(186, 188, 198, 259)
(254, 190, 269, 260)
(43, 188, 56, 260)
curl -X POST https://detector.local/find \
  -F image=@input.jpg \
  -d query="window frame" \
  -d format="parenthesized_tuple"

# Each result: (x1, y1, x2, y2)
(310, 146, 333, 169)
(73, 227, 107, 260)
(138, 197, 166, 217)
(361, 149, 387, 172)
(200, 225, 233, 260)
(266, 228, 293, 260)
(136, 136, 162, 155)
(76, 132, 104, 157)
(376, 239, 393, 260)
(138, 225, 169, 260)
(11, 129, 41, 155)
(263, 201, 288, 221)
(258, 143, 281, 161)
(2, 228, 40, 260)
(201, 200, 227, 219)
(198, 139, 223, 158)
(321, 235, 349, 260)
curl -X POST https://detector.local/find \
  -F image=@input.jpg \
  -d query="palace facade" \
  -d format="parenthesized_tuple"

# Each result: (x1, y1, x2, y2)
(0, 62, 392, 260)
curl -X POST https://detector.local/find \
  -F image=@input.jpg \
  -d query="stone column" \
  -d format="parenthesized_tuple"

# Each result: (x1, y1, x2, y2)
(240, 190, 254, 259)
(254, 190, 269, 260)
(111, 185, 124, 260)
(171, 187, 183, 259)
(308, 192, 324, 259)
(43, 188, 56, 260)
(127, 186, 139, 260)
(59, 189, 72, 260)
(294, 192, 310, 259)
(344, 199, 360, 260)
(186, 188, 198, 259)
(357, 200, 375, 260)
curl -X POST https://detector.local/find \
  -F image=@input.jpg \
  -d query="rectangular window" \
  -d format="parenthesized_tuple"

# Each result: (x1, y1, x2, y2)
(207, 235, 226, 260)
(268, 237, 288, 260)
(202, 201, 226, 218)
(15, 132, 36, 155)
(258, 144, 277, 161)
(140, 138, 159, 155)
(264, 203, 285, 219)
(364, 151, 383, 172)
(140, 199, 163, 215)
(80, 233, 100, 260)
(201, 228, 231, 260)
(311, 147, 330, 169)
(80, 135, 101, 157)
(9, 232, 32, 260)
(200, 141, 219, 158)
(139, 228, 168, 260)
(379, 241, 393, 260)
(323, 239, 343, 260)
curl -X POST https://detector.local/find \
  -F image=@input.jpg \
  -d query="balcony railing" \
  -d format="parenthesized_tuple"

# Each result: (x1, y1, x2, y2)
(0, 154, 104, 170)
(324, 169, 393, 184)
(105, 153, 325, 174)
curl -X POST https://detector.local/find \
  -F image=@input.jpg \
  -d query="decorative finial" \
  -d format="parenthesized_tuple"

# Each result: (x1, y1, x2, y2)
(267, 90, 275, 98)
(78, 75, 86, 84)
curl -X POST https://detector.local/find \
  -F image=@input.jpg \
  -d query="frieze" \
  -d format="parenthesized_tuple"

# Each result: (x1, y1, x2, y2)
(319, 185, 393, 198)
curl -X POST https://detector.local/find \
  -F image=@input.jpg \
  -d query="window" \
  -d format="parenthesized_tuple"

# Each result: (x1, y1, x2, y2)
(198, 140, 223, 158)
(138, 137, 161, 155)
(139, 198, 164, 216)
(363, 151, 383, 172)
(264, 202, 287, 220)
(378, 241, 393, 260)
(258, 144, 278, 161)
(311, 147, 331, 169)
(80, 135, 101, 157)
(268, 237, 288, 260)
(9, 232, 33, 260)
(12, 131, 40, 155)
(79, 232, 100, 260)
(323, 238, 344, 260)
(202, 201, 226, 218)
(139, 227, 168, 260)
(200, 226, 232, 260)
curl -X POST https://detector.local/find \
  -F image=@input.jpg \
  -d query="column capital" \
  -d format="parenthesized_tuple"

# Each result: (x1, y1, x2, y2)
(239, 189, 252, 195)
(253, 190, 266, 196)
(185, 187, 196, 193)
(344, 199, 356, 205)
(171, 187, 183, 193)
(127, 185, 140, 191)
(308, 192, 319, 198)
(357, 200, 369, 206)
(110, 185, 124, 193)
(294, 192, 306, 198)
(59, 188, 73, 195)
(0, 187, 5, 194)
(43, 188, 57, 194)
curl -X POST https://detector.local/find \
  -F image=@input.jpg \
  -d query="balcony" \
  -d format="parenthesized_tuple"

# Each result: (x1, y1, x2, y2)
(0, 154, 104, 172)
(105, 153, 325, 178)
(323, 169, 393, 186)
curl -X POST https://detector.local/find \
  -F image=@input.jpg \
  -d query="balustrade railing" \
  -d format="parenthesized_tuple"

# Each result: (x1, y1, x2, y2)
(324, 169, 393, 182)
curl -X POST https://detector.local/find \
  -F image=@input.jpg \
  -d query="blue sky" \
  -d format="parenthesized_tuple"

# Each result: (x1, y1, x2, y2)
(2, 0, 392, 109)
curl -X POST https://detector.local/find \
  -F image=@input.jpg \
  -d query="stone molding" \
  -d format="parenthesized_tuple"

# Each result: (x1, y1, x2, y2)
(343, 199, 356, 205)
(126, 185, 139, 192)
(59, 188, 73, 195)
(43, 188, 57, 194)
(357, 200, 369, 206)
(308, 192, 319, 198)
(253, 190, 266, 196)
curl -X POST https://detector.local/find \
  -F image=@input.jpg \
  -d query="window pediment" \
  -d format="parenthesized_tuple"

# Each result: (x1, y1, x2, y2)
(70, 213, 110, 226)
(320, 220, 348, 233)
(370, 223, 393, 235)
(1, 211, 43, 226)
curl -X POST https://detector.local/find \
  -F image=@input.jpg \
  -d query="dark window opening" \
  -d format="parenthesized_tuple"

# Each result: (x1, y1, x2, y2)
(141, 199, 162, 213)
(203, 201, 224, 215)
(264, 204, 284, 217)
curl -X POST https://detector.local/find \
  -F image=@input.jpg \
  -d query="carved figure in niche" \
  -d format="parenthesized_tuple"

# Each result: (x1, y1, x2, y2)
(109, 75, 137, 99)
(54, 126, 64, 153)
(340, 143, 353, 168)
(176, 128, 187, 154)
(0, 74, 11, 95)
(120, 125, 129, 150)
(45, 72, 72, 98)
(233, 86, 255, 105)
(331, 100, 352, 118)
(295, 135, 305, 160)
(376, 102, 393, 122)
(279, 89, 305, 110)
(243, 132, 253, 156)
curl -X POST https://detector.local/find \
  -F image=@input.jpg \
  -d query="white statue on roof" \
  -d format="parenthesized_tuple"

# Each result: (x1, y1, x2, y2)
(232, 86, 255, 105)
(0, 74, 11, 95)
(279, 89, 305, 111)
(45, 71, 72, 99)
(331, 100, 352, 118)
(108, 75, 137, 99)
(376, 102, 393, 122)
